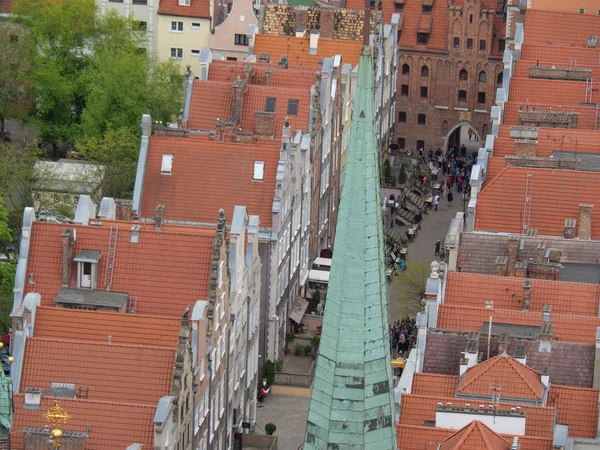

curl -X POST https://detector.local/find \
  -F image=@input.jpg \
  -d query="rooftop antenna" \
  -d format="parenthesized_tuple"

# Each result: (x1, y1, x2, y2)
(490, 385, 501, 423)
(363, 0, 370, 46)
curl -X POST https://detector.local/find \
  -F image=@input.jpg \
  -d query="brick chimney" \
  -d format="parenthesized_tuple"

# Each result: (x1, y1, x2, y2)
(564, 219, 576, 239)
(536, 241, 546, 262)
(61, 229, 74, 287)
(265, 69, 272, 86)
(154, 205, 165, 231)
(539, 323, 554, 352)
(522, 280, 531, 311)
(309, 30, 320, 55)
(542, 304, 552, 323)
(579, 204, 594, 240)
(507, 236, 520, 276)
(495, 256, 508, 276)
(231, 77, 247, 126)
(497, 333, 509, 355)
(514, 260, 527, 278)
(254, 111, 275, 137)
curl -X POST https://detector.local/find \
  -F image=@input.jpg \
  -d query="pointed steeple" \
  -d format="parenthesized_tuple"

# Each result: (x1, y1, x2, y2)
(303, 46, 397, 450)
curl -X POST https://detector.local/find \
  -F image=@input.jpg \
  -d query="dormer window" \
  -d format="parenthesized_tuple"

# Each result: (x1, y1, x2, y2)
(253, 161, 265, 181)
(161, 154, 173, 174)
(74, 250, 101, 290)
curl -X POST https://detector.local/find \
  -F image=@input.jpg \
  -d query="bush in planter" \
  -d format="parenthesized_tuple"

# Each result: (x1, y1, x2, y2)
(311, 335, 321, 350)
(311, 291, 320, 312)
(384, 159, 392, 179)
(295, 343, 303, 356)
(304, 344, 313, 356)
(391, 175, 397, 187)
(263, 360, 275, 386)
(265, 423, 277, 435)
(399, 164, 407, 184)
(285, 332, 295, 344)
(274, 359, 283, 372)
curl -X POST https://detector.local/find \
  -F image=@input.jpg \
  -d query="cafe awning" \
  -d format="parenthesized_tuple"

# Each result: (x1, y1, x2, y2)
(309, 270, 330, 283)
(314, 257, 332, 267)
(289, 297, 309, 324)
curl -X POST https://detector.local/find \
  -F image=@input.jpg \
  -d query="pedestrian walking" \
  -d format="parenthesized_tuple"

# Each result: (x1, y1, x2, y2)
(434, 239, 441, 256)
(434, 193, 440, 211)
(447, 191, 453, 206)
(414, 211, 423, 230)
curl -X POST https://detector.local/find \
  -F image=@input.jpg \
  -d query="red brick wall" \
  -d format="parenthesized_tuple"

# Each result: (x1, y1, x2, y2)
(254, 112, 276, 137)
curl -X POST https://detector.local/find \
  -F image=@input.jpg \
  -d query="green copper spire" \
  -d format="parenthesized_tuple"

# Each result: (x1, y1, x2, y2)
(304, 46, 397, 450)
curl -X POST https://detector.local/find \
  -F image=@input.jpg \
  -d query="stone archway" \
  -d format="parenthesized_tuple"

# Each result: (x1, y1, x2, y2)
(443, 121, 481, 153)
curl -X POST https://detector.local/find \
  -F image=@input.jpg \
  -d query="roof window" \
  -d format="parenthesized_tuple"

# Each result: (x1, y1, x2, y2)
(265, 97, 276, 113)
(253, 161, 265, 181)
(161, 154, 173, 174)
(288, 99, 299, 115)
(179, 0, 190, 5)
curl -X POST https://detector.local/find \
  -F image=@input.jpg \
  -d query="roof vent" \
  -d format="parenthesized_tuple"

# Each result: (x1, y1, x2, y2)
(89, 221, 103, 226)
(130, 225, 141, 243)
(24, 387, 42, 410)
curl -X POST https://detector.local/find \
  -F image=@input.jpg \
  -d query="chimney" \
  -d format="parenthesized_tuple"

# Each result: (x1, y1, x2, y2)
(507, 236, 520, 276)
(522, 280, 531, 311)
(141, 113, 152, 137)
(243, 64, 254, 82)
(309, 30, 320, 56)
(495, 256, 508, 276)
(265, 69, 272, 86)
(540, 367, 550, 388)
(542, 304, 552, 323)
(514, 260, 527, 278)
(295, 25, 306, 38)
(130, 225, 141, 243)
(24, 387, 42, 410)
(498, 333, 509, 355)
(579, 204, 594, 240)
(547, 248, 561, 263)
(513, 345, 527, 365)
(231, 77, 247, 125)
(61, 229, 74, 287)
(536, 240, 546, 262)
(564, 219, 577, 239)
(254, 111, 275, 137)
(282, 117, 291, 146)
(154, 205, 165, 231)
(459, 336, 479, 376)
(539, 323, 554, 352)
(278, 56, 288, 69)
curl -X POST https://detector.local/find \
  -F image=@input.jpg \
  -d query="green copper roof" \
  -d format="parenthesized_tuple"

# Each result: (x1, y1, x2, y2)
(304, 46, 397, 450)
(0, 372, 12, 431)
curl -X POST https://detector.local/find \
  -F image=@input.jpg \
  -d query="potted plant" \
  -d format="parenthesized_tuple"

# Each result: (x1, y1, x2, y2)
(263, 360, 275, 386)
(304, 344, 312, 356)
(399, 164, 407, 184)
(274, 359, 283, 372)
(311, 291, 320, 312)
(295, 343, 303, 356)
(311, 335, 321, 352)
(284, 332, 295, 354)
(265, 423, 277, 435)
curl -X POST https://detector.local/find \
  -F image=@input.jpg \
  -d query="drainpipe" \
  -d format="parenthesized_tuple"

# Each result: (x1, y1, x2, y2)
(243, 295, 251, 430)
(207, 359, 213, 445)
(262, 241, 271, 374)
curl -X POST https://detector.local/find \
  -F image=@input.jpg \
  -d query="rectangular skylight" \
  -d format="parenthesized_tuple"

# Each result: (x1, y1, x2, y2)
(161, 154, 173, 174)
(253, 161, 265, 180)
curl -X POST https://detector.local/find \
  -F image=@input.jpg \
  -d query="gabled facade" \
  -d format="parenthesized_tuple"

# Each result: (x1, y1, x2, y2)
(209, 0, 259, 61)
(157, 0, 211, 74)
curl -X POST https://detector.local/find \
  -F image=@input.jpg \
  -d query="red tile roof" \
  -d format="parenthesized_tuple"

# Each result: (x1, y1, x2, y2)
(158, 0, 209, 18)
(508, 77, 588, 105)
(475, 167, 600, 238)
(523, 9, 600, 48)
(522, 44, 600, 67)
(411, 373, 458, 398)
(437, 304, 600, 344)
(187, 79, 311, 137)
(12, 395, 155, 450)
(25, 220, 214, 316)
(254, 34, 362, 67)
(548, 385, 599, 438)
(208, 60, 318, 88)
(458, 355, 544, 400)
(493, 127, 600, 158)
(444, 272, 600, 316)
(34, 306, 182, 347)
(502, 102, 599, 129)
(440, 421, 511, 450)
(20, 337, 176, 404)
(485, 156, 506, 180)
(399, 394, 556, 439)
(140, 134, 281, 227)
(397, 425, 552, 450)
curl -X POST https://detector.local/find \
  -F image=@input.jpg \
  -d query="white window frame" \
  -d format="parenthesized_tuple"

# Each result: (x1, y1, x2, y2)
(190, 49, 200, 56)
(214, 304, 220, 330)
(218, 261, 224, 287)
(179, 0, 190, 4)
(199, 356, 205, 381)
(191, 22, 201, 29)
(170, 47, 183, 59)
(210, 349, 216, 380)
(253, 161, 265, 180)
(220, 292, 225, 319)
(170, 21, 184, 32)
(161, 154, 173, 173)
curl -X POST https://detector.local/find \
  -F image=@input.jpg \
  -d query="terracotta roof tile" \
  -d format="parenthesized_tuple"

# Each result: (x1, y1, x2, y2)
(20, 337, 175, 404)
(158, 0, 209, 18)
(12, 395, 155, 450)
(438, 304, 600, 344)
(254, 34, 362, 67)
(444, 272, 600, 316)
(397, 425, 552, 450)
(440, 421, 511, 450)
(458, 355, 544, 400)
(399, 394, 555, 439)
(522, 44, 600, 67)
(186, 80, 233, 131)
(140, 135, 281, 227)
(503, 101, 599, 129)
(485, 156, 506, 180)
(25, 220, 214, 316)
(208, 60, 318, 88)
(187, 79, 311, 137)
(475, 167, 600, 238)
(524, 9, 600, 48)
(411, 373, 458, 397)
(509, 77, 588, 105)
(494, 127, 600, 157)
(34, 306, 182, 347)
(547, 385, 599, 438)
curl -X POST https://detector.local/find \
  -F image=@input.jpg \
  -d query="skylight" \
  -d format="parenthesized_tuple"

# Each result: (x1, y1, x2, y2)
(253, 161, 265, 181)
(161, 154, 173, 174)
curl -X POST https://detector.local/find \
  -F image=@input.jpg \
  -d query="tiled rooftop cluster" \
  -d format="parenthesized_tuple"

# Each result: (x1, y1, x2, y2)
(11, 307, 185, 448)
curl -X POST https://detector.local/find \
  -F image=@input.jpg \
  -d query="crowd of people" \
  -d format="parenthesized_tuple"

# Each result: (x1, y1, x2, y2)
(389, 318, 416, 358)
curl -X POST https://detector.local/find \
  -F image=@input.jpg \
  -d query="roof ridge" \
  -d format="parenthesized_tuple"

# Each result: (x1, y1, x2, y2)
(29, 336, 178, 352)
(476, 421, 497, 450)
(36, 305, 183, 322)
(478, 166, 509, 196)
(13, 392, 157, 409)
(459, 355, 502, 392)
(506, 356, 543, 398)
(551, 384, 600, 393)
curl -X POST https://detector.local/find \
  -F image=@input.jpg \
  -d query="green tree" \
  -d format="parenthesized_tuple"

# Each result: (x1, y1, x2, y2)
(0, 259, 16, 332)
(0, 20, 30, 138)
(0, 199, 13, 252)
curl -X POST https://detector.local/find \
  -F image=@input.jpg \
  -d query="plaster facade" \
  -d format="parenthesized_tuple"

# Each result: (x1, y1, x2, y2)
(157, 14, 211, 74)
(97, 0, 158, 53)
(209, 0, 259, 61)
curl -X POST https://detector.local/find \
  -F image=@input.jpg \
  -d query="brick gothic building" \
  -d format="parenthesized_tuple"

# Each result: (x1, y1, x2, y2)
(346, 0, 506, 152)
